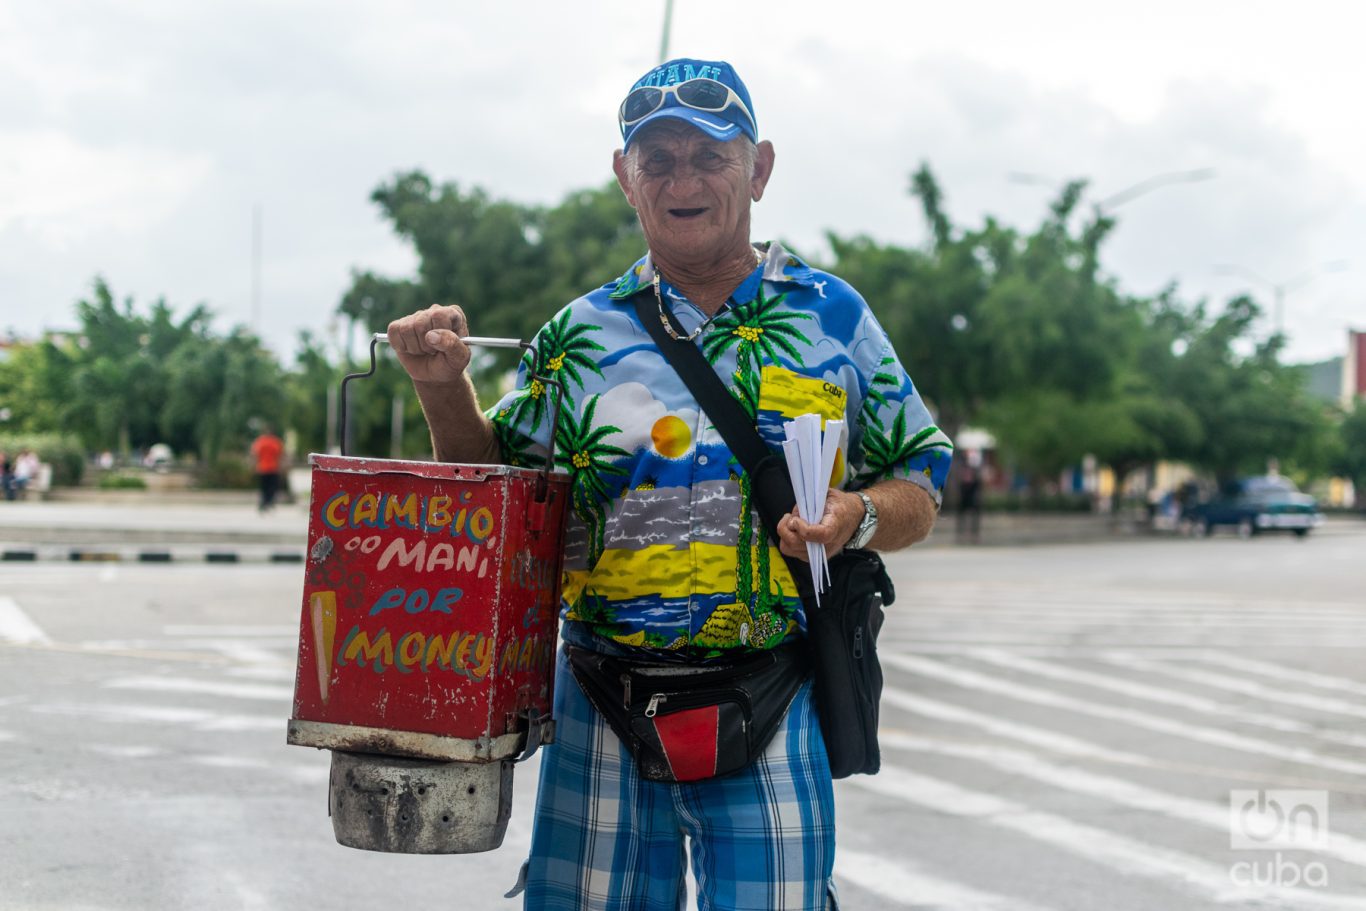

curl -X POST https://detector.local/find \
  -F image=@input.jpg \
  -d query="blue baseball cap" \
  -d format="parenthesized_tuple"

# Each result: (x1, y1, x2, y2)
(619, 58, 758, 150)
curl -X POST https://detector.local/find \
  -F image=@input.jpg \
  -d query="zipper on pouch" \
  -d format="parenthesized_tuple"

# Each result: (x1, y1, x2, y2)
(644, 688, 752, 718)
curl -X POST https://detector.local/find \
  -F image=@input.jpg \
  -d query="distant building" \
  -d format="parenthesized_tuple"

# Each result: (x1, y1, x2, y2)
(1343, 329, 1366, 408)
(1303, 357, 1343, 403)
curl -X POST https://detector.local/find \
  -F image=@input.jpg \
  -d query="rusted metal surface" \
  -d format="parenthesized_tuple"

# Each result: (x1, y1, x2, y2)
(290, 455, 568, 743)
(287, 719, 525, 763)
(328, 751, 515, 854)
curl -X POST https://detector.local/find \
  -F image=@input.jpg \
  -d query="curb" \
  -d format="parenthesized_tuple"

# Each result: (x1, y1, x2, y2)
(2, 546, 305, 565)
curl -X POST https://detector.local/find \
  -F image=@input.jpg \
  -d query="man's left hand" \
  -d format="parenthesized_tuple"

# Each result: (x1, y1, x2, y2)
(776, 489, 865, 562)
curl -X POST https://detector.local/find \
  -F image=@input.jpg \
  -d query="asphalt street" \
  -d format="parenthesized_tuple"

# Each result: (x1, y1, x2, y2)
(2, 523, 1365, 910)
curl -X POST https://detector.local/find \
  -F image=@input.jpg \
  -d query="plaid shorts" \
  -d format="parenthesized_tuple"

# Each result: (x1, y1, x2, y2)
(519, 647, 838, 911)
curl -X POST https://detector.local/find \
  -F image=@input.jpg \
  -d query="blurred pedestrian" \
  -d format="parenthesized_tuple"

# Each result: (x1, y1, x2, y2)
(956, 462, 983, 542)
(250, 426, 284, 512)
(12, 449, 39, 498)
(0, 449, 12, 501)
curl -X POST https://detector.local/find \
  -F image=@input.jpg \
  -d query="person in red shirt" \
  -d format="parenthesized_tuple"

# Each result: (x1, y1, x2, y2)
(249, 427, 285, 512)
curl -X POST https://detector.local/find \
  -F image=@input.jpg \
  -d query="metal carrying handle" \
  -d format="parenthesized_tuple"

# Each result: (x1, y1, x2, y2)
(339, 333, 564, 491)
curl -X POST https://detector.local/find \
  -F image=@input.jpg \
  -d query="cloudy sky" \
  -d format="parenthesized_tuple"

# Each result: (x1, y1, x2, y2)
(2, 0, 1361, 365)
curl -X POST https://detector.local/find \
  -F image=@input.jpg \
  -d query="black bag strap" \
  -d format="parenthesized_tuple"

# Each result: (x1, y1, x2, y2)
(631, 292, 802, 560)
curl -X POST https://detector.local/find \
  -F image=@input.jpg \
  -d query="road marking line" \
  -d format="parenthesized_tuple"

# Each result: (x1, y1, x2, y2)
(836, 846, 1059, 911)
(882, 686, 1139, 765)
(217, 870, 270, 911)
(910, 592, 1366, 613)
(85, 744, 165, 759)
(78, 637, 294, 667)
(163, 624, 297, 637)
(104, 676, 292, 701)
(881, 632, 1366, 647)
(226, 666, 296, 682)
(1192, 650, 1366, 699)
(883, 642, 1366, 658)
(909, 599, 1366, 618)
(903, 613, 1366, 628)
(963, 649, 1366, 748)
(882, 652, 1366, 776)
(850, 764, 1366, 909)
(1103, 652, 1366, 720)
(0, 596, 50, 645)
(881, 732, 1366, 870)
(189, 753, 329, 784)
(30, 702, 279, 732)
(883, 683, 1358, 792)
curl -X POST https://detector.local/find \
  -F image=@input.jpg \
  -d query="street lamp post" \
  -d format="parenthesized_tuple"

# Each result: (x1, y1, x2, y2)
(658, 0, 674, 64)
(1095, 169, 1216, 212)
(1212, 261, 1349, 338)
(1007, 168, 1215, 213)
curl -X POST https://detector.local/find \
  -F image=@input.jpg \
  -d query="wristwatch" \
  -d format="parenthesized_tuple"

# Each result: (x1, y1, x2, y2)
(846, 491, 878, 550)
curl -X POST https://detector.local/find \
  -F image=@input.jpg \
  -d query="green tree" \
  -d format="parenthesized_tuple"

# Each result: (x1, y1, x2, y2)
(160, 328, 284, 465)
(60, 280, 208, 454)
(14, 279, 287, 468)
(0, 339, 71, 435)
(827, 166, 1128, 446)
(284, 332, 338, 456)
(1334, 402, 1366, 505)
(1159, 296, 1323, 480)
(340, 172, 640, 386)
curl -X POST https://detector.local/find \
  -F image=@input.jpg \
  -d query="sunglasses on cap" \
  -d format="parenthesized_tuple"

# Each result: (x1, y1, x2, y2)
(619, 77, 756, 135)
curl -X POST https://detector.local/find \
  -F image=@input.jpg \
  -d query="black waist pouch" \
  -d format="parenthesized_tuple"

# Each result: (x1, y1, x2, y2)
(565, 642, 809, 783)
(801, 548, 894, 779)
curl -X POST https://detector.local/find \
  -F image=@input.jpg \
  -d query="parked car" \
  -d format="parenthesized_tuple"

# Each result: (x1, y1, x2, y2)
(1182, 475, 1322, 538)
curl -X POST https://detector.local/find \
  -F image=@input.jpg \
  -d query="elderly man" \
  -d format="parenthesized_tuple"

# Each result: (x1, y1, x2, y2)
(389, 57, 952, 911)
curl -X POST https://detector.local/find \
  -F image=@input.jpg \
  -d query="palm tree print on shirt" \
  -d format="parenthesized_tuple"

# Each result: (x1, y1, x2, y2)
(554, 393, 628, 567)
(508, 310, 606, 435)
(704, 287, 813, 642)
(491, 418, 538, 470)
(856, 403, 952, 486)
(704, 288, 813, 378)
(863, 354, 898, 429)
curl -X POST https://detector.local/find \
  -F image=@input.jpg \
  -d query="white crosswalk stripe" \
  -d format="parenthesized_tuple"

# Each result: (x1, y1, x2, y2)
(0, 596, 50, 645)
(1190, 651, 1366, 698)
(850, 763, 1366, 909)
(836, 847, 1062, 911)
(882, 651, 1366, 776)
(960, 648, 1366, 748)
(879, 732, 1366, 869)
(1101, 652, 1366, 719)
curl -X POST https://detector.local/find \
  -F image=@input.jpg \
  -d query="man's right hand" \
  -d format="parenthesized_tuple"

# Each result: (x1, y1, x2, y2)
(387, 304, 473, 385)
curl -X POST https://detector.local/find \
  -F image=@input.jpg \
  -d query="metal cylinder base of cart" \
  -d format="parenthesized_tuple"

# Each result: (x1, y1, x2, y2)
(328, 751, 514, 855)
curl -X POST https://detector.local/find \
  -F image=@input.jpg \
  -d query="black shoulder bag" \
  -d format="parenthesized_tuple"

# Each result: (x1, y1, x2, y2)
(632, 294, 892, 778)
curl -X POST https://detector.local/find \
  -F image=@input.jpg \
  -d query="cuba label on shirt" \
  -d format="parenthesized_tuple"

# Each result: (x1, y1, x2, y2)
(757, 365, 849, 488)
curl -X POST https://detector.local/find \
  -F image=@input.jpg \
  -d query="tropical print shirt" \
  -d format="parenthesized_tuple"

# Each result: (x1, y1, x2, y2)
(487, 242, 952, 656)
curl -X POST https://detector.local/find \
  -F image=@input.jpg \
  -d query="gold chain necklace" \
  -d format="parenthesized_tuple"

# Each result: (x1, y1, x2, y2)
(653, 247, 765, 342)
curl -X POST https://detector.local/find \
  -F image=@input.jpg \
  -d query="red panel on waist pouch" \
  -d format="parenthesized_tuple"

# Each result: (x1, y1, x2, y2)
(655, 705, 720, 782)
